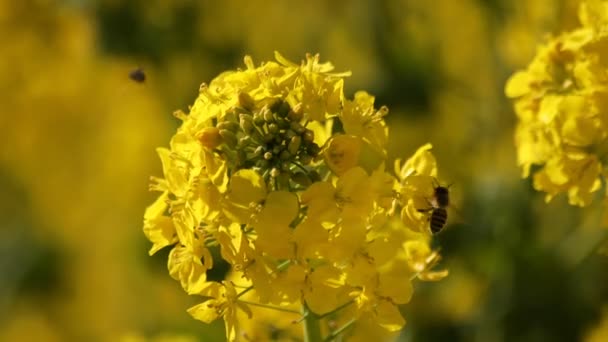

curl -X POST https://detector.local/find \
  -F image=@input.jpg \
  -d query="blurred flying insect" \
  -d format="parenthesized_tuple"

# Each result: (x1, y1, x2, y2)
(418, 179, 453, 234)
(129, 67, 146, 83)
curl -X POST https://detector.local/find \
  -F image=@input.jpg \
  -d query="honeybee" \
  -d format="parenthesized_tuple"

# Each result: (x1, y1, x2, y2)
(129, 67, 146, 83)
(418, 181, 452, 234)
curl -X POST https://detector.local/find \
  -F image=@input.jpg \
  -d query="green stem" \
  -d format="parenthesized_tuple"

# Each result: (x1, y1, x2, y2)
(237, 300, 301, 314)
(323, 318, 356, 342)
(302, 303, 323, 342)
(317, 300, 354, 319)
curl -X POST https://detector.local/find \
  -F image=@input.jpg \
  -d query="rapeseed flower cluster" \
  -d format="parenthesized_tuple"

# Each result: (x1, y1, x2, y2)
(144, 52, 447, 341)
(506, 0, 608, 207)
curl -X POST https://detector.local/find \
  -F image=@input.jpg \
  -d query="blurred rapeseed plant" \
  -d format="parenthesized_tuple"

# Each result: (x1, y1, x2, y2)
(143, 52, 448, 341)
(506, 0, 608, 210)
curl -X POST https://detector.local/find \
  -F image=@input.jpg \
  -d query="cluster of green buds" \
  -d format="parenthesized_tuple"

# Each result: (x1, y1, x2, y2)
(199, 98, 321, 189)
(143, 52, 447, 341)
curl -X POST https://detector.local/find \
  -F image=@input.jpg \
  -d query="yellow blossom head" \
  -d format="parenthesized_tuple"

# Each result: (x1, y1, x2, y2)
(506, 0, 608, 208)
(143, 52, 448, 341)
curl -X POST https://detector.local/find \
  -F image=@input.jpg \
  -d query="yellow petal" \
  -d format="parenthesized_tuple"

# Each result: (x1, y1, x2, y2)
(324, 135, 363, 176)
(188, 301, 221, 324)
(143, 192, 177, 255)
(257, 191, 299, 226)
(375, 300, 406, 332)
(505, 71, 532, 98)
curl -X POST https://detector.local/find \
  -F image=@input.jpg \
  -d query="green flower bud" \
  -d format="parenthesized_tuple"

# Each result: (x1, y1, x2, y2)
(299, 153, 312, 165)
(292, 172, 312, 187)
(254, 146, 265, 156)
(239, 114, 254, 134)
(268, 123, 279, 134)
(288, 136, 302, 155)
(277, 101, 291, 117)
(238, 91, 255, 110)
(270, 167, 281, 178)
(197, 127, 222, 149)
(303, 129, 314, 143)
(288, 102, 304, 121)
(263, 107, 274, 122)
(219, 129, 238, 148)
(217, 120, 240, 132)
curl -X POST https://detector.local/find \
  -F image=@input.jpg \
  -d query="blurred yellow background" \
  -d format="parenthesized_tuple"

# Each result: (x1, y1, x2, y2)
(1, 0, 608, 341)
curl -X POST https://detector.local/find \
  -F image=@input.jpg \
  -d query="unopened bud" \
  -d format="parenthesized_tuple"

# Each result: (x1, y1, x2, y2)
(197, 127, 222, 149)
(254, 146, 265, 156)
(263, 107, 274, 122)
(268, 123, 279, 134)
(217, 120, 240, 132)
(299, 154, 312, 165)
(276, 117, 290, 129)
(219, 129, 238, 148)
(264, 151, 274, 160)
(288, 136, 302, 155)
(290, 121, 305, 134)
(238, 92, 255, 110)
(239, 114, 254, 134)
(253, 112, 266, 126)
(288, 103, 304, 121)
(238, 136, 251, 147)
(292, 172, 312, 187)
(277, 101, 291, 117)
(263, 133, 274, 143)
(270, 168, 281, 178)
(303, 129, 314, 143)
(307, 143, 320, 156)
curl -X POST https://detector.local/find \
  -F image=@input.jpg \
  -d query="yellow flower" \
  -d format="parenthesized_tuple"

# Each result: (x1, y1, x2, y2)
(143, 192, 177, 255)
(340, 91, 389, 150)
(252, 190, 299, 259)
(168, 243, 213, 295)
(188, 282, 251, 342)
(144, 53, 447, 340)
(506, 1, 608, 208)
(303, 264, 351, 315)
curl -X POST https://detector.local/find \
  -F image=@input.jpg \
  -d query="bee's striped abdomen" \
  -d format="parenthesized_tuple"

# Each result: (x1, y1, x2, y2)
(430, 207, 448, 234)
